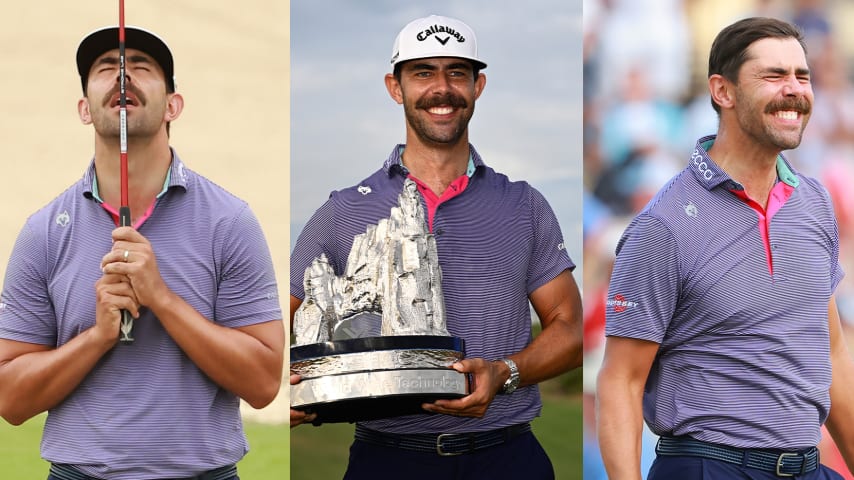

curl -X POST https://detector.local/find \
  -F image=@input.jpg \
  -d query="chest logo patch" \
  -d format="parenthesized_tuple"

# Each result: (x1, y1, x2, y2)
(55, 211, 71, 227)
(358, 185, 372, 195)
(684, 202, 698, 217)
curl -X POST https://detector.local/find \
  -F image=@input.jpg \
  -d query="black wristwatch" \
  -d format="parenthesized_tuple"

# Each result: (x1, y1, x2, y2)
(499, 358, 520, 394)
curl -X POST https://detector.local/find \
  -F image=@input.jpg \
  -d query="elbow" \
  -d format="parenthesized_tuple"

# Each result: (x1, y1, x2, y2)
(2, 414, 27, 427)
(0, 401, 31, 426)
(560, 324, 584, 372)
(243, 376, 283, 410)
(568, 335, 584, 370)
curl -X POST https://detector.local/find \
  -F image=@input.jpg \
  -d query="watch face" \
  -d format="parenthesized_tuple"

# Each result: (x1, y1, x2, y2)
(502, 358, 520, 394)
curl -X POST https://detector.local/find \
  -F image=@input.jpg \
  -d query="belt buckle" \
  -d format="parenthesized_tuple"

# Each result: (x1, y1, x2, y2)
(775, 452, 800, 477)
(436, 433, 463, 457)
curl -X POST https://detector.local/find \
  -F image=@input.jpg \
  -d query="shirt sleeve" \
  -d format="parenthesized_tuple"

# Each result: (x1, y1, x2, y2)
(605, 214, 680, 343)
(290, 195, 340, 300)
(0, 221, 57, 345)
(525, 187, 576, 295)
(825, 188, 845, 293)
(214, 205, 282, 328)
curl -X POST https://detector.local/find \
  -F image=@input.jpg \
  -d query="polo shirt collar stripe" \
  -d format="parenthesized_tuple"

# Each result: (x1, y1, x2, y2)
(84, 148, 189, 202)
(692, 135, 801, 191)
(382, 143, 485, 177)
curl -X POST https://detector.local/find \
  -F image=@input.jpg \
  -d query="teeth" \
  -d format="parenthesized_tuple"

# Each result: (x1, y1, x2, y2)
(775, 111, 798, 120)
(429, 106, 453, 115)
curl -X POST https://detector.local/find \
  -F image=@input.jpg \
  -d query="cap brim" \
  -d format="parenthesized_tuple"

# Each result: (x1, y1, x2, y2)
(76, 26, 174, 92)
(393, 54, 487, 70)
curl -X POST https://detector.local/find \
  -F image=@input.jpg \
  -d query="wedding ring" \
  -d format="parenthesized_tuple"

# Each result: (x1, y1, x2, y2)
(123, 250, 130, 262)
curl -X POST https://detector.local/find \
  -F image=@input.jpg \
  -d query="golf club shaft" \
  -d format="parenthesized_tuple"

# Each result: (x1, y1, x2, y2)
(118, 0, 134, 343)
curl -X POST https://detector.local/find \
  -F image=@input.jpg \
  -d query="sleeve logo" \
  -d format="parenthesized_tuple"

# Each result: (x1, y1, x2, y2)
(606, 294, 638, 313)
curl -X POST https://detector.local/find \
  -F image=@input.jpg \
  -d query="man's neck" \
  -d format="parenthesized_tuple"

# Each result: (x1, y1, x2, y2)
(401, 138, 470, 196)
(708, 128, 781, 209)
(93, 134, 172, 218)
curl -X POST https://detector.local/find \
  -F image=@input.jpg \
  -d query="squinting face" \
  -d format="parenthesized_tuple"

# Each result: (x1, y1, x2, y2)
(732, 37, 813, 151)
(396, 58, 484, 147)
(83, 48, 170, 139)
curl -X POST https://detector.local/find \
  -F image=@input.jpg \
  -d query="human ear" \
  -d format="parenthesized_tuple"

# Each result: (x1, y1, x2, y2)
(385, 73, 404, 105)
(78, 98, 92, 125)
(709, 74, 735, 111)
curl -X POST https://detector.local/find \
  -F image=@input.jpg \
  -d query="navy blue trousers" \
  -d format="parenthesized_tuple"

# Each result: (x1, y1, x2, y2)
(342, 431, 555, 480)
(649, 455, 845, 480)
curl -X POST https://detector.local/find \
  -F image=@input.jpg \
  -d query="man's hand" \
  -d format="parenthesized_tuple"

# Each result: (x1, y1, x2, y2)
(421, 358, 507, 418)
(290, 373, 317, 428)
(94, 271, 140, 346)
(100, 226, 169, 308)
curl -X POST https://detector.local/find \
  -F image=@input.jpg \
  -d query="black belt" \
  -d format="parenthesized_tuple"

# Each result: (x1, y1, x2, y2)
(656, 436, 819, 477)
(49, 463, 237, 480)
(354, 423, 531, 457)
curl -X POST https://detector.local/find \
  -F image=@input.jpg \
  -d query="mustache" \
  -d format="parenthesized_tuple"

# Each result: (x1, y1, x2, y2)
(765, 98, 811, 115)
(102, 84, 147, 108)
(415, 93, 468, 110)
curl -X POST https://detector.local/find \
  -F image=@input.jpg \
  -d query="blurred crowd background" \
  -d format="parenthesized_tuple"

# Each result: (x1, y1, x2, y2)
(582, 0, 854, 477)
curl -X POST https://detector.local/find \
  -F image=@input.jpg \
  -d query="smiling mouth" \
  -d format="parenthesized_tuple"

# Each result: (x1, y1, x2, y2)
(428, 106, 454, 115)
(773, 110, 800, 120)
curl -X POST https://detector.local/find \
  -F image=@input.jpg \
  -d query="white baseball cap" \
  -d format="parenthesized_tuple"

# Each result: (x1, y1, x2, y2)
(390, 15, 487, 70)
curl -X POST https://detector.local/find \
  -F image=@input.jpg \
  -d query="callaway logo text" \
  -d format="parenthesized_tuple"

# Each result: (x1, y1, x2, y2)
(416, 24, 466, 44)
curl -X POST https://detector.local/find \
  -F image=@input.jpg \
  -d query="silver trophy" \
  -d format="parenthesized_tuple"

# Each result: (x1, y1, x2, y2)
(291, 179, 469, 424)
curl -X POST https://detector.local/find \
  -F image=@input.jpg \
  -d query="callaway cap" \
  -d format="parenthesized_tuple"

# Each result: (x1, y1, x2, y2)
(76, 26, 175, 93)
(391, 15, 487, 70)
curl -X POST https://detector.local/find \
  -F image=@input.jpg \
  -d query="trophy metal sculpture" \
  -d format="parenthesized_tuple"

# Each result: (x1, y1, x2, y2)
(291, 179, 469, 424)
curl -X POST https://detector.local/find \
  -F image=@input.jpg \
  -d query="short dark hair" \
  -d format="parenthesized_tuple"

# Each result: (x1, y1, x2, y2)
(707, 17, 807, 113)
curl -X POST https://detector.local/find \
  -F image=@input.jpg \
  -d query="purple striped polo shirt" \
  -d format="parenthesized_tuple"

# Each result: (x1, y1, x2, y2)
(0, 151, 282, 479)
(606, 135, 843, 450)
(290, 144, 574, 434)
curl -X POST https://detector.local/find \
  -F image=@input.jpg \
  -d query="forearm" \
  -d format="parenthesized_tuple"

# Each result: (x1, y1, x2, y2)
(596, 372, 645, 480)
(824, 297, 854, 472)
(826, 349, 854, 472)
(512, 316, 581, 387)
(151, 290, 284, 408)
(0, 329, 114, 425)
(514, 270, 583, 386)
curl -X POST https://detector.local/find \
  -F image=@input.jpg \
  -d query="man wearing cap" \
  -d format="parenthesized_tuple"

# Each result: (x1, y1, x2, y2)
(597, 17, 854, 480)
(289, 15, 582, 479)
(0, 26, 284, 480)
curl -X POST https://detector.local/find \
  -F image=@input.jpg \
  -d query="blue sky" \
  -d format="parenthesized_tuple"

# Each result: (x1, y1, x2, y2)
(290, 0, 584, 273)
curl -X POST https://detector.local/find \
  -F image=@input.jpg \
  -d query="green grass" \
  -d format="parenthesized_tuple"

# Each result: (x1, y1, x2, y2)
(535, 392, 583, 480)
(0, 414, 47, 478)
(0, 414, 289, 479)
(241, 421, 290, 478)
(290, 422, 355, 479)
(290, 385, 583, 480)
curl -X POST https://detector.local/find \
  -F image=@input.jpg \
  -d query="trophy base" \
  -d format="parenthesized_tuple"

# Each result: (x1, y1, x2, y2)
(291, 336, 468, 424)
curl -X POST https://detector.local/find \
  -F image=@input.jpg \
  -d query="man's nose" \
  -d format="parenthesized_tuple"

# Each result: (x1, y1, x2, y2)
(782, 74, 809, 97)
